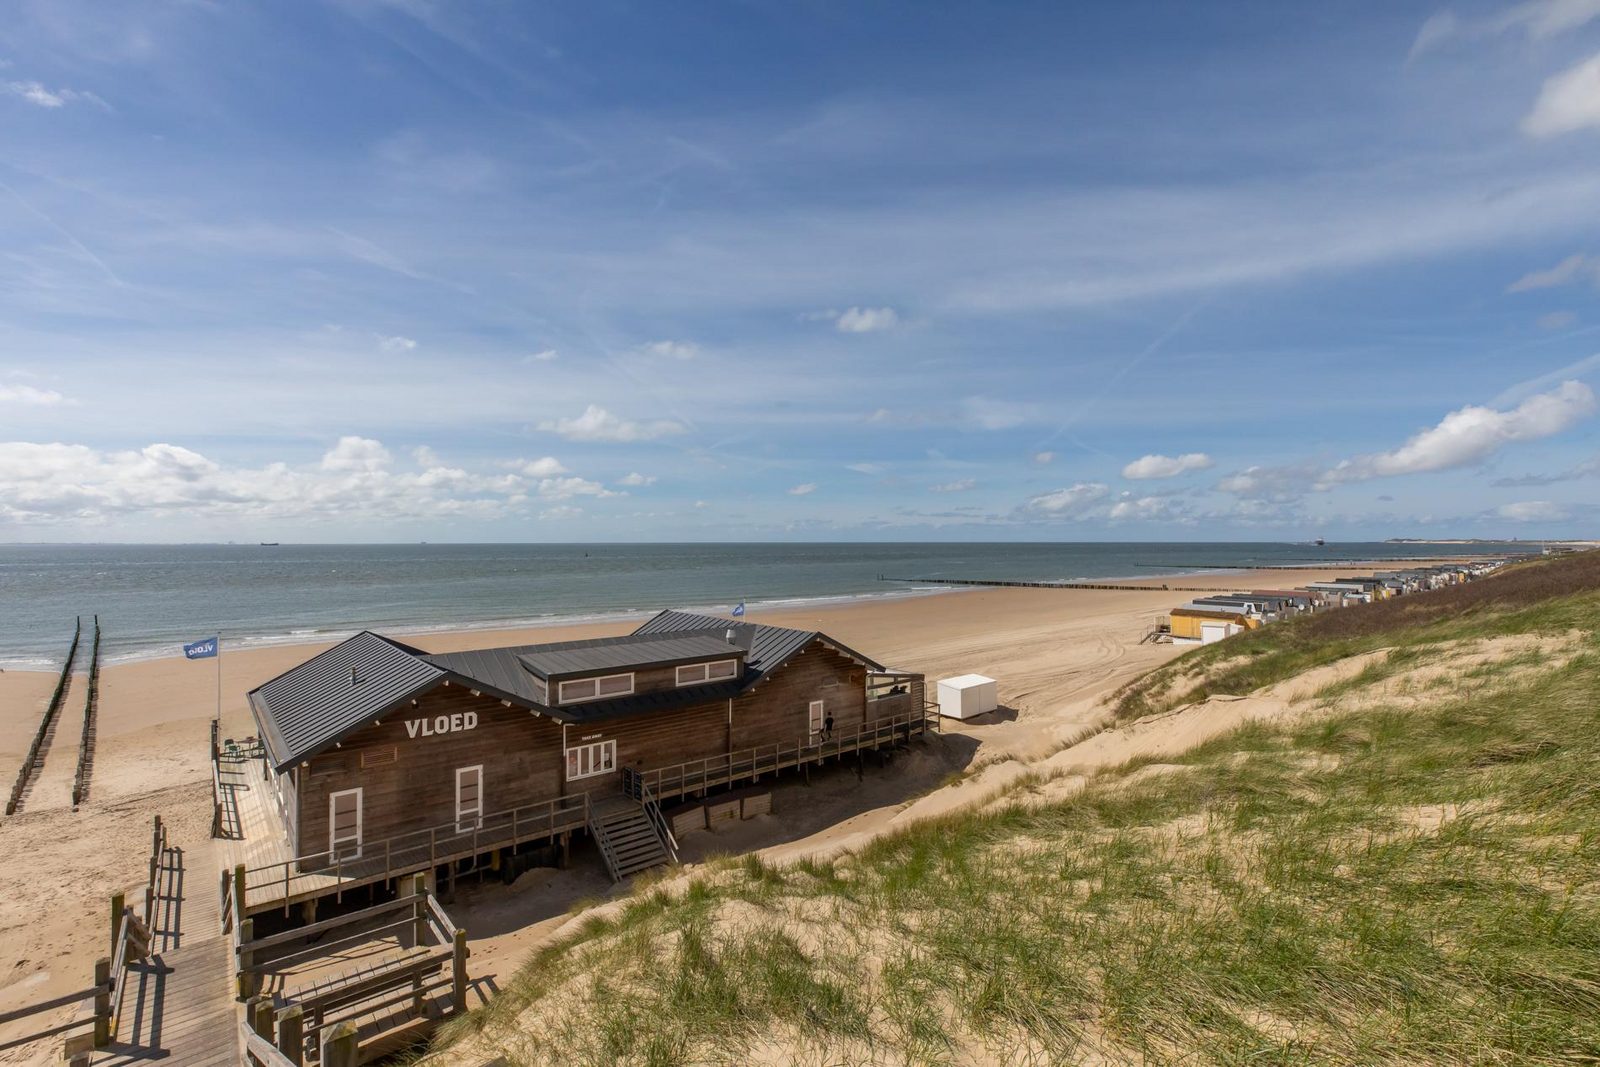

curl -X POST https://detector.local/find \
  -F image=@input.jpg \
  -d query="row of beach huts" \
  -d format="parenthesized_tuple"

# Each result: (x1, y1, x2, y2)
(1165, 559, 1507, 645)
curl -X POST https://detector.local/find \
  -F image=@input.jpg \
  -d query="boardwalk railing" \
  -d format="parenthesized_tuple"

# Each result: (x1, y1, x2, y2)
(628, 775, 679, 865)
(236, 875, 469, 1063)
(6, 617, 81, 815)
(70, 615, 101, 809)
(633, 705, 938, 804)
(236, 792, 591, 915)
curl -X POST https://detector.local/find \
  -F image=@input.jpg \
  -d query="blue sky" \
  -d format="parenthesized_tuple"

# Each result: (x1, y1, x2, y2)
(3, 1, 1600, 542)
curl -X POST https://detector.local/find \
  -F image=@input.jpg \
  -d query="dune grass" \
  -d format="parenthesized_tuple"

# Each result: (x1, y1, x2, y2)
(429, 575, 1600, 1066)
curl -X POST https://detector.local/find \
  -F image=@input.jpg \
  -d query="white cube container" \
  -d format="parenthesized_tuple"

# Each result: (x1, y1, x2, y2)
(936, 674, 998, 720)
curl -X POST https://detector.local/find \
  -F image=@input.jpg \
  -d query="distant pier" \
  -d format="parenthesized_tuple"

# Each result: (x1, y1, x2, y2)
(880, 576, 1220, 592)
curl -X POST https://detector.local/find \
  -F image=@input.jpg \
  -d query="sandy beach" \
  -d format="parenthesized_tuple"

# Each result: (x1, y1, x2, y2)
(0, 565, 1446, 1052)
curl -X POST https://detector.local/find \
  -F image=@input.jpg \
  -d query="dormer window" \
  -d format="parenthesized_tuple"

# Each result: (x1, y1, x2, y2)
(558, 673, 634, 704)
(676, 659, 738, 687)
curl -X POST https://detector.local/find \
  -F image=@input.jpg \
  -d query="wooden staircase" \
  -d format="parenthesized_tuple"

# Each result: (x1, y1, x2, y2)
(589, 798, 671, 881)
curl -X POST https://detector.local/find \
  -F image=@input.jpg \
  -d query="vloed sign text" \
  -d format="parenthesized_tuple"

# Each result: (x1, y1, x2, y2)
(406, 711, 478, 738)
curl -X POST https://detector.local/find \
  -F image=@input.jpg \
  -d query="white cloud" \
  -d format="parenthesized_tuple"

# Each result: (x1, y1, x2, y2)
(539, 505, 583, 520)
(641, 340, 699, 359)
(693, 500, 709, 509)
(1319, 380, 1597, 486)
(845, 462, 887, 475)
(320, 436, 392, 472)
(0, 438, 549, 528)
(962, 397, 1034, 431)
(523, 349, 558, 363)
(1408, 12, 1461, 59)
(514, 456, 568, 477)
(536, 405, 686, 443)
(0, 384, 68, 406)
(379, 335, 418, 352)
(535, 476, 619, 500)
(1538, 310, 1579, 330)
(833, 306, 899, 333)
(1412, 1, 1600, 57)
(1523, 53, 1600, 138)
(787, 483, 817, 496)
(1507, 253, 1595, 291)
(1108, 494, 1189, 522)
(1025, 482, 1109, 516)
(929, 478, 976, 492)
(1216, 462, 1321, 500)
(412, 445, 442, 468)
(1496, 499, 1569, 522)
(1033, 451, 1055, 464)
(618, 471, 655, 486)
(4, 80, 108, 110)
(1121, 452, 1214, 480)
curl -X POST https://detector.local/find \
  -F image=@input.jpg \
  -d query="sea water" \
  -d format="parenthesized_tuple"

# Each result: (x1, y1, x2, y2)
(0, 541, 1536, 669)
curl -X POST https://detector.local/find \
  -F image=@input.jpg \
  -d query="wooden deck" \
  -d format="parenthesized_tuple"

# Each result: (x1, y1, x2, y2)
(92, 837, 238, 1066)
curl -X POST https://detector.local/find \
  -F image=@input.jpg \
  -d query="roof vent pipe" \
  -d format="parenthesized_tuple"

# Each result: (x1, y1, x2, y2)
(726, 628, 735, 644)
(351, 666, 359, 685)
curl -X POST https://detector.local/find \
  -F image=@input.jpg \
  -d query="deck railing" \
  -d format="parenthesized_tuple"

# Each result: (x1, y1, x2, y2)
(622, 772, 679, 865)
(238, 792, 590, 913)
(635, 706, 937, 803)
(235, 875, 469, 1062)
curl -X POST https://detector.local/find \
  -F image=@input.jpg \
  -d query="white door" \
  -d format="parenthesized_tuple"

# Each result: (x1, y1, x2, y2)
(1200, 623, 1228, 645)
(456, 765, 483, 832)
(809, 699, 826, 739)
(329, 788, 362, 862)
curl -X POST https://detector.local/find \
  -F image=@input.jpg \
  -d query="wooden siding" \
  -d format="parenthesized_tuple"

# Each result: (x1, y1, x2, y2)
(561, 699, 729, 798)
(296, 683, 563, 857)
(553, 655, 742, 707)
(731, 640, 865, 750)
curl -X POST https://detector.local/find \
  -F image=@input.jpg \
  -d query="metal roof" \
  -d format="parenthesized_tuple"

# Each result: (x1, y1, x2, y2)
(249, 631, 445, 770)
(632, 609, 885, 676)
(513, 631, 747, 679)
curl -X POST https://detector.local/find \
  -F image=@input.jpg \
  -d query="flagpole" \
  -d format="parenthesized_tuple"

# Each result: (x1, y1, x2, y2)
(216, 632, 222, 725)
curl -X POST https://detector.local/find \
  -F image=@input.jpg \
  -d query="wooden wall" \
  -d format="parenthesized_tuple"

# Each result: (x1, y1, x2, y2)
(731, 640, 866, 750)
(560, 700, 729, 798)
(296, 682, 564, 858)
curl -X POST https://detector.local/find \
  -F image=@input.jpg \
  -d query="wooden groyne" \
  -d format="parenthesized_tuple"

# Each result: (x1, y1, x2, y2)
(880, 577, 1222, 593)
(6, 617, 82, 816)
(72, 615, 101, 809)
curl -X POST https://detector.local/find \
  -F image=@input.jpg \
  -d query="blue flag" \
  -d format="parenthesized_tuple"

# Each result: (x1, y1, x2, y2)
(731, 602, 745, 617)
(183, 636, 218, 660)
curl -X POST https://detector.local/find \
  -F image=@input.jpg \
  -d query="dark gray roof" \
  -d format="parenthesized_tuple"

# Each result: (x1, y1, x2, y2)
(249, 631, 445, 769)
(633, 610, 885, 676)
(513, 631, 747, 678)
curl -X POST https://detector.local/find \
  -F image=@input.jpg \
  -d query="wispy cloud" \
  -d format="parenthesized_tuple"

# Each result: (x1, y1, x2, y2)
(1319, 381, 1597, 487)
(1523, 53, 1600, 138)
(1122, 452, 1214, 480)
(0, 384, 68, 406)
(379, 334, 418, 351)
(1025, 482, 1109, 516)
(523, 348, 559, 363)
(4, 80, 108, 110)
(536, 405, 686, 443)
(640, 339, 699, 359)
(1496, 499, 1569, 522)
(1506, 253, 1594, 292)
(929, 478, 975, 492)
(834, 306, 898, 333)
(1411, 0, 1600, 57)
(787, 482, 817, 496)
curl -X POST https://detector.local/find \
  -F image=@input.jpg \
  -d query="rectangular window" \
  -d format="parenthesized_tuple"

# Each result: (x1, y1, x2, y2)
(329, 788, 362, 862)
(809, 699, 826, 739)
(565, 739, 617, 781)
(455, 765, 483, 832)
(675, 659, 739, 686)
(558, 673, 634, 704)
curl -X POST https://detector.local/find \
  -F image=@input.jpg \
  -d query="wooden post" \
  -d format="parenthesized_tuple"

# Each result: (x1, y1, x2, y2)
(109, 891, 125, 958)
(237, 918, 255, 999)
(92, 956, 111, 1047)
(320, 1021, 359, 1067)
(411, 873, 427, 948)
(232, 863, 247, 927)
(276, 1004, 304, 1066)
(558, 832, 570, 869)
(451, 929, 468, 1014)
(248, 994, 273, 1038)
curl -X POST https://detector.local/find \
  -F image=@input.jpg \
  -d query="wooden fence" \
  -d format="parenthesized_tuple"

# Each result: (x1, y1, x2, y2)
(234, 874, 469, 1064)
(71, 615, 101, 809)
(6, 617, 81, 815)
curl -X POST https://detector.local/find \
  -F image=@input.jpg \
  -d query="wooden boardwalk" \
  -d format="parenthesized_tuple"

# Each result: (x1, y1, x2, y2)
(93, 837, 238, 1066)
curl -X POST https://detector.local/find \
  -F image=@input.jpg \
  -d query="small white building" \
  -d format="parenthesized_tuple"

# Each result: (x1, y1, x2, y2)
(937, 674, 999, 720)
